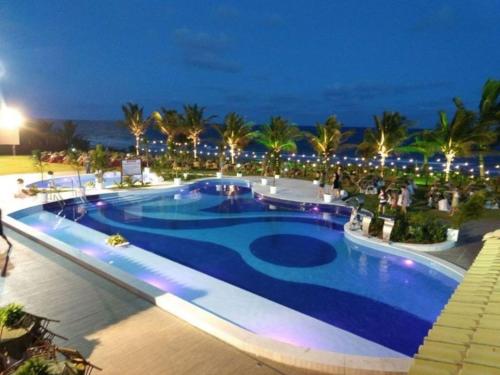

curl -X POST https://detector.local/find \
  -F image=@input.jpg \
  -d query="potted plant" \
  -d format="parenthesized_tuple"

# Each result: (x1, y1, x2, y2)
(68, 149, 85, 196)
(0, 303, 25, 328)
(31, 149, 45, 182)
(323, 192, 332, 203)
(236, 164, 243, 177)
(91, 144, 109, 190)
(173, 165, 182, 186)
(13, 357, 57, 375)
(106, 233, 130, 247)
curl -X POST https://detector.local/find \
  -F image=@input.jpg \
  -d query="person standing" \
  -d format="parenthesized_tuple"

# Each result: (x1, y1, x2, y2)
(318, 170, 327, 198)
(450, 187, 460, 216)
(399, 184, 410, 214)
(378, 188, 388, 214)
(332, 171, 341, 199)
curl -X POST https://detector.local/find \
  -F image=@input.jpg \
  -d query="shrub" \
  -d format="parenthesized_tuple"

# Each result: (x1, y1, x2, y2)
(369, 216, 384, 237)
(407, 212, 447, 244)
(453, 192, 486, 228)
(0, 303, 25, 327)
(390, 211, 409, 242)
(14, 358, 56, 375)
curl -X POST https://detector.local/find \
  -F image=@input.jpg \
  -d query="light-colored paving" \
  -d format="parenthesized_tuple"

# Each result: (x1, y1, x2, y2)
(0, 228, 328, 375)
(409, 229, 500, 374)
(248, 176, 347, 206)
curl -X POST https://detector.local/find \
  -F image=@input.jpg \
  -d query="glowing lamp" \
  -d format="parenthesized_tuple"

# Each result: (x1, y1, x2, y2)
(0, 106, 24, 129)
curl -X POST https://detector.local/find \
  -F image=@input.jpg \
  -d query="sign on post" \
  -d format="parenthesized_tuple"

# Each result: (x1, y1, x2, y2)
(121, 159, 143, 183)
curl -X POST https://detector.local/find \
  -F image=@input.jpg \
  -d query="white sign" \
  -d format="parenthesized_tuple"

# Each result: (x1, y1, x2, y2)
(122, 159, 142, 176)
(0, 128, 20, 145)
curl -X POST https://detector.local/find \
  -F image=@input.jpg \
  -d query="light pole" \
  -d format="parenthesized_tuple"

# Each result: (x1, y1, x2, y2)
(0, 105, 24, 156)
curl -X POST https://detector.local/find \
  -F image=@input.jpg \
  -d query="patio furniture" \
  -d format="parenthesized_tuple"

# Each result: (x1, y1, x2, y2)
(57, 347, 102, 375)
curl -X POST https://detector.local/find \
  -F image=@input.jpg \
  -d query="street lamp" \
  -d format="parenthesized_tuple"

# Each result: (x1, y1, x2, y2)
(0, 105, 24, 155)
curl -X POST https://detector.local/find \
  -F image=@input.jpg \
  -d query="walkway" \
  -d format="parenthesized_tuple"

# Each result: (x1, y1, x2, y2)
(0, 228, 324, 375)
(409, 229, 500, 374)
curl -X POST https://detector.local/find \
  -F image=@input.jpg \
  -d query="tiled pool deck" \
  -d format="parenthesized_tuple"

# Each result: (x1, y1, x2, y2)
(409, 229, 500, 374)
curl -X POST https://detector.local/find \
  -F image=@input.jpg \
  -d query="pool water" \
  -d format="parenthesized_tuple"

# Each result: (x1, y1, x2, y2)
(11, 179, 458, 356)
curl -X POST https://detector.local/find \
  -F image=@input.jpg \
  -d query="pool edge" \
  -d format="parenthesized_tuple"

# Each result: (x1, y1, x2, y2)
(3, 206, 411, 375)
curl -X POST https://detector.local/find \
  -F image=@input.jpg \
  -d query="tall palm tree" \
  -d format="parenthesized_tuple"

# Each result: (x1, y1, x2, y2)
(476, 79, 500, 178)
(121, 102, 150, 156)
(357, 112, 409, 176)
(434, 98, 494, 182)
(214, 112, 256, 164)
(182, 104, 215, 160)
(151, 108, 183, 160)
(305, 115, 353, 171)
(397, 130, 441, 172)
(256, 116, 302, 176)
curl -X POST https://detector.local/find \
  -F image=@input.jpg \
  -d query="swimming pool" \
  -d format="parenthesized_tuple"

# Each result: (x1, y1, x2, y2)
(10, 178, 458, 359)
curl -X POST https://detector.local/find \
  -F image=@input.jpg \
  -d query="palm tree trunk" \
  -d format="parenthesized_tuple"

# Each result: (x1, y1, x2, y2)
(193, 136, 198, 160)
(230, 145, 235, 164)
(135, 136, 140, 156)
(167, 138, 174, 160)
(479, 152, 485, 179)
(445, 154, 453, 182)
(423, 155, 429, 186)
(380, 155, 386, 177)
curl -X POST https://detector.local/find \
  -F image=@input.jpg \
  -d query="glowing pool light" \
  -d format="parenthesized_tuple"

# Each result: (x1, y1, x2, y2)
(403, 259, 414, 266)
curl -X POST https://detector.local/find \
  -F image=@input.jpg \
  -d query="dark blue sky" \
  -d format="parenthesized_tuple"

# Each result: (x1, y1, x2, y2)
(0, 0, 499, 127)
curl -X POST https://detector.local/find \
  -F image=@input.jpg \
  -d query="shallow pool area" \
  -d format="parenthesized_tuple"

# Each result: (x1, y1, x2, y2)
(9, 178, 460, 360)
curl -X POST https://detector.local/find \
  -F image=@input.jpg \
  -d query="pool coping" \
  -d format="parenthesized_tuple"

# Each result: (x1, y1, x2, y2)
(3, 175, 447, 374)
(343, 224, 466, 282)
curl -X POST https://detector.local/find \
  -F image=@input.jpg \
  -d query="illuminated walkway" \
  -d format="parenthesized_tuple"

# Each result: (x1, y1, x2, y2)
(409, 229, 500, 375)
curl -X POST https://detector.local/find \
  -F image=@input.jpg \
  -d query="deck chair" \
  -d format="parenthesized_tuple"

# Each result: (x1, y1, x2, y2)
(57, 347, 102, 375)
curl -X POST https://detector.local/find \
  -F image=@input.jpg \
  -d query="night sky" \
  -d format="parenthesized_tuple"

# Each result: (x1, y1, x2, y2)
(0, 0, 499, 127)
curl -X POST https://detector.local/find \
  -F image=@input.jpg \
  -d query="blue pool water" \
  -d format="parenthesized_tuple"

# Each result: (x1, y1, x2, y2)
(11, 179, 458, 356)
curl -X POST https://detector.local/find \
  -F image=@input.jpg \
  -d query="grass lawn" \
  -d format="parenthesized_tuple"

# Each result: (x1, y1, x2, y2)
(0, 155, 75, 176)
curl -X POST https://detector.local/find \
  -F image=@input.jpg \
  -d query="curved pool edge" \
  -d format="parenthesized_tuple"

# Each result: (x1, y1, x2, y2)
(343, 223, 465, 282)
(3, 215, 411, 375)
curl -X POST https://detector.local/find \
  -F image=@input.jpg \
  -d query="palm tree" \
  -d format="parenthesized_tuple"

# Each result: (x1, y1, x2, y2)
(214, 112, 256, 164)
(121, 102, 150, 156)
(476, 79, 500, 178)
(357, 112, 409, 177)
(151, 108, 183, 160)
(397, 130, 441, 172)
(305, 115, 353, 172)
(182, 104, 215, 160)
(434, 98, 494, 182)
(59, 120, 78, 149)
(256, 116, 302, 176)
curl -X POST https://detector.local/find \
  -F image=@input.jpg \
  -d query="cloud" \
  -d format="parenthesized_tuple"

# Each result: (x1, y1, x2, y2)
(261, 14, 286, 28)
(173, 27, 241, 73)
(213, 5, 240, 20)
(411, 5, 456, 32)
(323, 81, 453, 101)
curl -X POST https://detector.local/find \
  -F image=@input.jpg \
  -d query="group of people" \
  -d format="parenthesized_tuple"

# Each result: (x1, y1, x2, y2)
(377, 179, 416, 214)
(428, 183, 460, 215)
(316, 168, 343, 199)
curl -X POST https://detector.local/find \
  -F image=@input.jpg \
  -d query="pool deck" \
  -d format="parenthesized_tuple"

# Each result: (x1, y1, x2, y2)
(408, 229, 500, 374)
